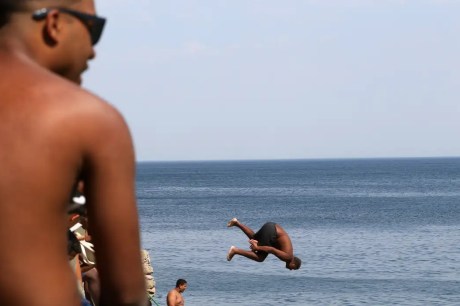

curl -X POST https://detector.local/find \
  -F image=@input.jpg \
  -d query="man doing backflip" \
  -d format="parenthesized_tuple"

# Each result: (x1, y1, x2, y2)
(227, 218, 301, 270)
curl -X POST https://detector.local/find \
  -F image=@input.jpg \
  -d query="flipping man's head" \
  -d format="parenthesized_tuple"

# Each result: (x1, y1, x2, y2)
(286, 256, 302, 270)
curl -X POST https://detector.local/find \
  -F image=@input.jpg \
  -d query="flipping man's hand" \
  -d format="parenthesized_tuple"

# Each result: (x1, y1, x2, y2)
(249, 239, 259, 251)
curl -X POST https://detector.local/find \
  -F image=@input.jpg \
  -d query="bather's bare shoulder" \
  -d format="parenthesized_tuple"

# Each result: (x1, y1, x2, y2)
(49, 77, 123, 121)
(41, 74, 130, 137)
(26, 72, 135, 163)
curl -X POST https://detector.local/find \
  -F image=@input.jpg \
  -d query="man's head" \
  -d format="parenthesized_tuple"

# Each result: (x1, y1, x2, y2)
(286, 256, 301, 270)
(0, 0, 106, 84)
(175, 279, 187, 293)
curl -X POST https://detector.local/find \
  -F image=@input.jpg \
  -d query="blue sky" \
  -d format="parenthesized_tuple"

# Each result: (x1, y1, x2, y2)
(85, 0, 460, 161)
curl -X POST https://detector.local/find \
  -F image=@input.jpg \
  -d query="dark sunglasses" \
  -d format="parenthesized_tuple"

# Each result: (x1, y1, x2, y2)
(32, 7, 106, 45)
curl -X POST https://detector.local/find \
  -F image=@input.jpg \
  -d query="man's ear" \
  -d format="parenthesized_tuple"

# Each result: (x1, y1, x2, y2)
(43, 9, 62, 46)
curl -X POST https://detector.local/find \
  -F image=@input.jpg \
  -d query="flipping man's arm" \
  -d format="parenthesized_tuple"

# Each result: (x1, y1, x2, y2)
(250, 239, 293, 262)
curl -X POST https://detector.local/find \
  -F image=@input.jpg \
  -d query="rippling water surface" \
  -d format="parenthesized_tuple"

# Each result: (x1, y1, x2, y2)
(136, 158, 460, 305)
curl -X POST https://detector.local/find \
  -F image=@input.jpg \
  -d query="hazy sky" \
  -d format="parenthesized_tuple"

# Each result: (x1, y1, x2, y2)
(85, 0, 460, 161)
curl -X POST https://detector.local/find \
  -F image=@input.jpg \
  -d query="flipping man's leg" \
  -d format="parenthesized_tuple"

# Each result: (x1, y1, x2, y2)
(227, 246, 268, 262)
(227, 218, 255, 239)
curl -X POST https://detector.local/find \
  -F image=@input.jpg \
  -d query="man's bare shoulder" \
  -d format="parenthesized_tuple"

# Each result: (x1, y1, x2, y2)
(41, 72, 122, 120)
(28, 69, 129, 140)
(62, 85, 126, 131)
(166, 289, 182, 306)
(0, 60, 132, 169)
(167, 289, 182, 300)
(2, 56, 121, 123)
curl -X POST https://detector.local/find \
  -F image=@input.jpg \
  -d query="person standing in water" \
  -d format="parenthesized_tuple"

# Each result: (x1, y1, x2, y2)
(227, 218, 301, 270)
(0, 1, 148, 305)
(166, 279, 187, 306)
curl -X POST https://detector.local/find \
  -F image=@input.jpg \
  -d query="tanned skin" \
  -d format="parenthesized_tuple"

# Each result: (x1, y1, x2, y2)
(227, 218, 301, 270)
(0, 1, 148, 305)
(166, 281, 187, 306)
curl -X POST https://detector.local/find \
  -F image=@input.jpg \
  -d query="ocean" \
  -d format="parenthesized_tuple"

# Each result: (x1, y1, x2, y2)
(136, 158, 460, 306)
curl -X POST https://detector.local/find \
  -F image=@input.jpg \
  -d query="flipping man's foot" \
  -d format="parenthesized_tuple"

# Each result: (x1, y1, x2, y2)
(227, 246, 236, 261)
(227, 217, 238, 227)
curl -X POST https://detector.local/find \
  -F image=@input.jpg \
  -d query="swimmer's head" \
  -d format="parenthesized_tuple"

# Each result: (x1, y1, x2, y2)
(286, 256, 301, 270)
(176, 279, 188, 293)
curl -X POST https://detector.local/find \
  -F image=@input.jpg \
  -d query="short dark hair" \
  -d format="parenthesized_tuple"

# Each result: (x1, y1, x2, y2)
(0, 0, 25, 27)
(176, 279, 187, 287)
(0, 0, 81, 28)
(293, 256, 302, 270)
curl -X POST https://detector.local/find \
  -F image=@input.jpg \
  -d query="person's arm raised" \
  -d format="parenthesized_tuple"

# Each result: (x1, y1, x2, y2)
(80, 98, 148, 306)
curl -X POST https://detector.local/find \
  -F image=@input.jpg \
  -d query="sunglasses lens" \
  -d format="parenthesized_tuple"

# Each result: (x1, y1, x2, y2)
(62, 9, 106, 45)
(89, 19, 105, 45)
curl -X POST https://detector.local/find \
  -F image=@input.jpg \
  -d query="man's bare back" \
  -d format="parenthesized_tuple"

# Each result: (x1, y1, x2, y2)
(0, 1, 147, 305)
(272, 224, 294, 255)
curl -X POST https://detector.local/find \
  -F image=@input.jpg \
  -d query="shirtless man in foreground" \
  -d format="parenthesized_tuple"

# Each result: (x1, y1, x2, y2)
(0, 1, 148, 305)
(227, 218, 302, 270)
(166, 279, 187, 306)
